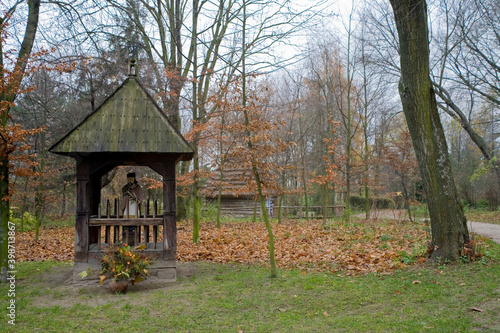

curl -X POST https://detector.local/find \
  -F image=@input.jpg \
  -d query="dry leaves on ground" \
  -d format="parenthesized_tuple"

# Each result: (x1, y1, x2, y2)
(15, 220, 429, 274)
(177, 220, 429, 273)
(16, 228, 74, 262)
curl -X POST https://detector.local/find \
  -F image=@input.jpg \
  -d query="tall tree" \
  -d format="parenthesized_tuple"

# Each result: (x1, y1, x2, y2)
(0, 0, 41, 282)
(430, 0, 500, 192)
(389, 0, 469, 260)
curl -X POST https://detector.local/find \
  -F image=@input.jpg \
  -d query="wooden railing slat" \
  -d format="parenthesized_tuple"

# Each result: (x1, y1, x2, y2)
(89, 217, 163, 226)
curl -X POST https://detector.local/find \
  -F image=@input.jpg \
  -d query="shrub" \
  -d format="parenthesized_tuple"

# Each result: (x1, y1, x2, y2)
(10, 210, 38, 231)
(99, 244, 153, 284)
(201, 201, 219, 222)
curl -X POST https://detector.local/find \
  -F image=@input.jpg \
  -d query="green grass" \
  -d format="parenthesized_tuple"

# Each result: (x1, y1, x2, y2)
(1, 241, 499, 333)
(465, 209, 500, 225)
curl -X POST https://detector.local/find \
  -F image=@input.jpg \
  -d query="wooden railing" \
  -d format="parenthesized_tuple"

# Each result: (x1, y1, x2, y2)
(89, 198, 164, 252)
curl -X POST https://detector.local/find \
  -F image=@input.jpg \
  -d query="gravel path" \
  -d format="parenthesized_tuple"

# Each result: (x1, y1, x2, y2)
(354, 210, 500, 244)
(468, 222, 500, 244)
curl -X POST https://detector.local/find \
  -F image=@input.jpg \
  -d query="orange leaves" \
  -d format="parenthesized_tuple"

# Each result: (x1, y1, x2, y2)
(16, 228, 74, 262)
(17, 220, 428, 275)
(311, 118, 344, 189)
(177, 220, 428, 274)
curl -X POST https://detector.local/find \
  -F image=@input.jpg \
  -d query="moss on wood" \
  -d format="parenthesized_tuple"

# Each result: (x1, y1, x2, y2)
(50, 78, 193, 155)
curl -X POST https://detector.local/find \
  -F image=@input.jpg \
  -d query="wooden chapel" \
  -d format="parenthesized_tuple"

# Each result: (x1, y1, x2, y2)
(49, 61, 193, 281)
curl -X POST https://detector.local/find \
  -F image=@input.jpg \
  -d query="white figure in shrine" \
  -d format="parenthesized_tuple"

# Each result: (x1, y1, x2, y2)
(121, 172, 143, 245)
(121, 172, 143, 217)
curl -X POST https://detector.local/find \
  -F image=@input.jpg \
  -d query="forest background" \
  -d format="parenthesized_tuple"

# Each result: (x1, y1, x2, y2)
(2, 0, 499, 237)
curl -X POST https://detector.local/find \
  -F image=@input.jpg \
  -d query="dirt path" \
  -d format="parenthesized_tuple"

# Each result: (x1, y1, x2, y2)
(468, 222, 500, 244)
(355, 210, 500, 245)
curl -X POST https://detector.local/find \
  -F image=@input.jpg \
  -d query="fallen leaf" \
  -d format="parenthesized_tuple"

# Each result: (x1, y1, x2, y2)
(323, 311, 329, 316)
(412, 280, 421, 284)
(469, 307, 484, 312)
(17, 219, 431, 276)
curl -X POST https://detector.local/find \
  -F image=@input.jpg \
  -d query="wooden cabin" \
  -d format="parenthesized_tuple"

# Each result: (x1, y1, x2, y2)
(201, 167, 276, 218)
(49, 61, 193, 282)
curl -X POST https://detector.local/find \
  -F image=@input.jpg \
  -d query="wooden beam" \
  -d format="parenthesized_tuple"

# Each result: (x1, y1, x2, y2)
(163, 162, 176, 260)
(89, 218, 163, 226)
(75, 159, 91, 262)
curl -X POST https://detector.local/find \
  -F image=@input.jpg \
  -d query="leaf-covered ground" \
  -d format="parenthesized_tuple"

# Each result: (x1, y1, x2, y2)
(16, 219, 430, 274)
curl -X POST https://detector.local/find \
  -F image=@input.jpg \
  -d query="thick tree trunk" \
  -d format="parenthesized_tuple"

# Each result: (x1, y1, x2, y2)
(0, 0, 41, 283)
(390, 0, 469, 261)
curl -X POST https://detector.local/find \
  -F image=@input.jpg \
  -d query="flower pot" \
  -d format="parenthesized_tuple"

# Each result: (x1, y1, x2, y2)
(108, 280, 129, 294)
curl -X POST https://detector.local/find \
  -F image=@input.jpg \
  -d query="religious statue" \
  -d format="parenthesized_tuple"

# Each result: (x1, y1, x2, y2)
(121, 172, 143, 245)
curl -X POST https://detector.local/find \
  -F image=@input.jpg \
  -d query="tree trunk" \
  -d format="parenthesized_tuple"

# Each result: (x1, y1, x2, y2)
(389, 0, 469, 261)
(35, 140, 45, 241)
(241, 1, 276, 277)
(253, 166, 277, 278)
(0, 151, 9, 283)
(0, 0, 41, 283)
(302, 169, 309, 221)
(191, 0, 200, 244)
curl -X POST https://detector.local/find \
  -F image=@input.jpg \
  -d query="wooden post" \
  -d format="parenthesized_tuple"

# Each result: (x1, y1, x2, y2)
(163, 163, 176, 260)
(75, 160, 91, 262)
(89, 176, 101, 245)
(153, 225, 158, 249)
(144, 202, 150, 246)
(135, 227, 139, 246)
(114, 226, 119, 243)
(104, 226, 110, 244)
(114, 198, 119, 218)
(97, 226, 101, 250)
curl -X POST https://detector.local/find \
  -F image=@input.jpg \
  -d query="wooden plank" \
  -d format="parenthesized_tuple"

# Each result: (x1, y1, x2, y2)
(153, 225, 158, 249)
(163, 163, 176, 260)
(105, 226, 110, 243)
(89, 218, 163, 226)
(97, 226, 102, 250)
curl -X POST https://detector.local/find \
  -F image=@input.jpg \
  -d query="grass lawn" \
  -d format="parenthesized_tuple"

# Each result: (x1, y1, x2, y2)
(1, 241, 499, 332)
(2, 214, 499, 332)
(465, 210, 500, 225)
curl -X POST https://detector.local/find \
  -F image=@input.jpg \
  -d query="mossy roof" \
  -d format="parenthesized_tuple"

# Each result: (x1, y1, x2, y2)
(49, 77, 193, 159)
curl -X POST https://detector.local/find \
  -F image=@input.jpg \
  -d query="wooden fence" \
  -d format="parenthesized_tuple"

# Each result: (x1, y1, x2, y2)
(89, 198, 164, 252)
(279, 205, 345, 219)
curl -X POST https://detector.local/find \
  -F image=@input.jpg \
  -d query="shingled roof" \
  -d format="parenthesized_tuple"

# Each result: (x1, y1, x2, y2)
(49, 76, 193, 160)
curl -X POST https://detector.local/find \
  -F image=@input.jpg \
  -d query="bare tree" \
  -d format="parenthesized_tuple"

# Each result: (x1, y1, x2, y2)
(430, 0, 500, 190)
